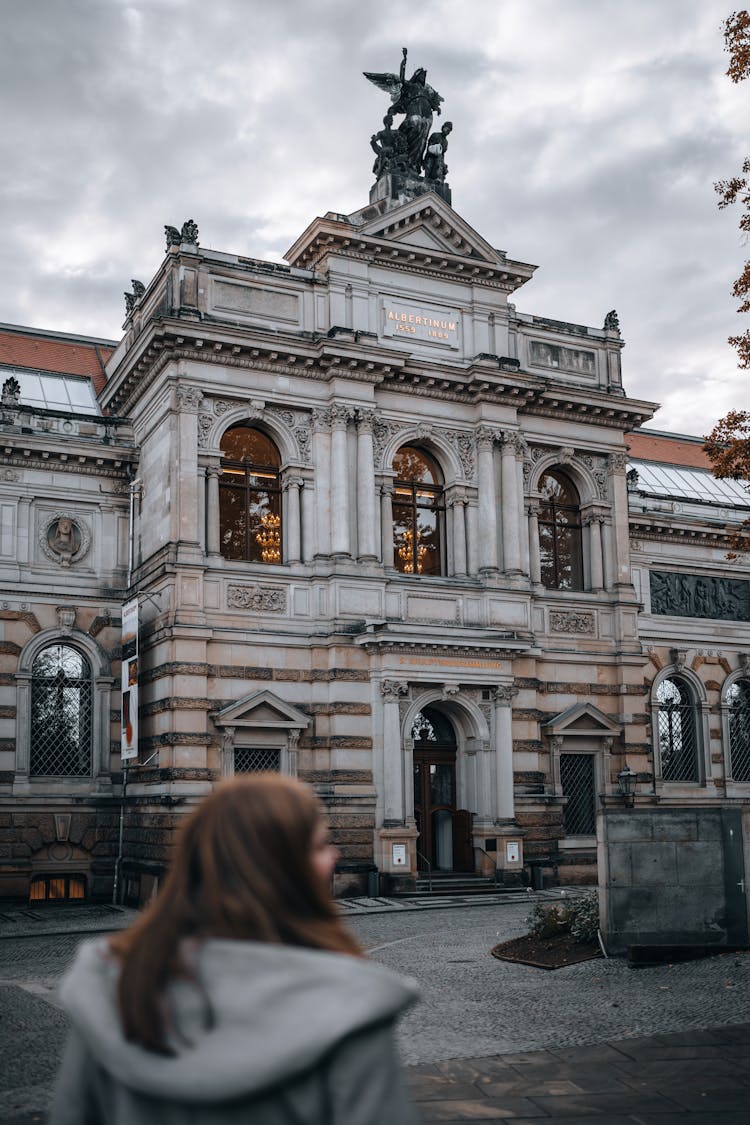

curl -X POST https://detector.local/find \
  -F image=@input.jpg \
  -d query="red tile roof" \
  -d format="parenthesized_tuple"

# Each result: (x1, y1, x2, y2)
(0, 325, 116, 397)
(626, 430, 712, 470)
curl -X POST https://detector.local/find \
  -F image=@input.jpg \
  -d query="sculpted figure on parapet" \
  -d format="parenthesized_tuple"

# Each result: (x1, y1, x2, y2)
(364, 47, 444, 178)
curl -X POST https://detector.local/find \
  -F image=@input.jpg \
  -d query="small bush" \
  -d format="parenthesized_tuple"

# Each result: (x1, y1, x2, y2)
(526, 900, 573, 938)
(526, 891, 600, 943)
(570, 891, 600, 943)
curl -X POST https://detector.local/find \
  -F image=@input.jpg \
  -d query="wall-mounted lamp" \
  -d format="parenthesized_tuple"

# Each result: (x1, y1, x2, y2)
(617, 765, 637, 808)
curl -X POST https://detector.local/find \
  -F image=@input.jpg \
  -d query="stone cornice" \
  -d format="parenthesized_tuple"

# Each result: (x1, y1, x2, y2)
(628, 518, 738, 545)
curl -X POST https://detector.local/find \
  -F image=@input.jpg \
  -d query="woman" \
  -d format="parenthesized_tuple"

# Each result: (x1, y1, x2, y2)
(50, 775, 418, 1124)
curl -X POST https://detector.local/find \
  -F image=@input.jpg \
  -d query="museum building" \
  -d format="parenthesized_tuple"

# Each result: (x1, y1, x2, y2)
(0, 63, 749, 903)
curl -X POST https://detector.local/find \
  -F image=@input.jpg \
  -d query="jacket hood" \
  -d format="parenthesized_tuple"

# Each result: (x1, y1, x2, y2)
(59, 937, 418, 1103)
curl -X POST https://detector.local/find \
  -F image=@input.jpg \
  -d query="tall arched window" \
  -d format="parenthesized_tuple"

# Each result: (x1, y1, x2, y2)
(219, 425, 282, 563)
(392, 446, 444, 576)
(538, 470, 583, 591)
(30, 645, 92, 777)
(656, 676, 700, 782)
(728, 680, 750, 782)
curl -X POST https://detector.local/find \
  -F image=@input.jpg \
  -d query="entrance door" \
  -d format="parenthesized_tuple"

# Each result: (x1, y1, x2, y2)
(412, 706, 473, 873)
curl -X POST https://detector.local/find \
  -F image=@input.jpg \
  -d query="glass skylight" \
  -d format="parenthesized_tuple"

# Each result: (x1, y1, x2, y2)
(629, 459, 750, 508)
(1, 366, 100, 415)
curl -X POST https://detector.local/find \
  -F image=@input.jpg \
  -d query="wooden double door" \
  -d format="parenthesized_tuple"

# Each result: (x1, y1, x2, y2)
(413, 743, 473, 873)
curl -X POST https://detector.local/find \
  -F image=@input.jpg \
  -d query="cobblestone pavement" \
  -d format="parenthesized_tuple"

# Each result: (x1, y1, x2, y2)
(1, 898, 750, 1122)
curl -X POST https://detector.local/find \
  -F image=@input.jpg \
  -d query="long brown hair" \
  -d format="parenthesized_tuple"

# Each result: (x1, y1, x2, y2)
(109, 774, 361, 1053)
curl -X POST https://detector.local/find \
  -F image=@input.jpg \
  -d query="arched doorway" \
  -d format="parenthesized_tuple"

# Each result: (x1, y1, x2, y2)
(412, 706, 473, 873)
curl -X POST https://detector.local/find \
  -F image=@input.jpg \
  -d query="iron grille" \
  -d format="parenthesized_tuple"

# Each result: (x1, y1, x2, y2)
(657, 677, 699, 782)
(560, 754, 596, 836)
(30, 645, 92, 776)
(729, 682, 750, 783)
(234, 747, 280, 774)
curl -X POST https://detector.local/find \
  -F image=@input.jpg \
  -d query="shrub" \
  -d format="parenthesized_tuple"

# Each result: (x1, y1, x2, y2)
(526, 891, 600, 943)
(570, 891, 600, 943)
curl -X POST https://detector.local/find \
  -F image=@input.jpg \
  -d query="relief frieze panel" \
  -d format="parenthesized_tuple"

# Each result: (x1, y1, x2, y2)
(548, 610, 595, 634)
(650, 571, 750, 622)
(226, 584, 287, 613)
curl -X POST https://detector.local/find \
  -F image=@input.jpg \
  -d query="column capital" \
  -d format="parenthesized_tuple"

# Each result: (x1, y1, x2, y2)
(476, 425, 499, 450)
(283, 473, 303, 491)
(356, 408, 376, 432)
(608, 451, 628, 474)
(381, 679, 408, 699)
(330, 403, 355, 429)
(490, 684, 518, 706)
(311, 407, 332, 432)
(175, 385, 203, 414)
(205, 464, 221, 480)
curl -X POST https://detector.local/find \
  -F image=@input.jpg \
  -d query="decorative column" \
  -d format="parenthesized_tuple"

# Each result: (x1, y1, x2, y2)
(287, 729, 300, 778)
(476, 427, 499, 573)
(311, 408, 331, 558)
(205, 465, 221, 556)
(301, 476, 314, 563)
(381, 680, 408, 825)
(330, 404, 352, 557)
(475, 739, 493, 821)
(602, 519, 615, 590)
(491, 685, 518, 820)
(174, 385, 203, 548)
(527, 501, 542, 586)
(586, 515, 604, 591)
(608, 451, 631, 588)
(450, 493, 467, 577)
(284, 475, 302, 564)
(380, 480, 394, 567)
(515, 436, 530, 575)
(356, 409, 378, 560)
(500, 433, 522, 574)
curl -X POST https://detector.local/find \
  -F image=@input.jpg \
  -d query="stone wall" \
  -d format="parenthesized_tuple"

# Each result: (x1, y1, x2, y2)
(599, 807, 749, 954)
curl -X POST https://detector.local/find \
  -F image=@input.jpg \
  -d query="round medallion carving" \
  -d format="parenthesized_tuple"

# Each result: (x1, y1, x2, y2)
(40, 513, 91, 567)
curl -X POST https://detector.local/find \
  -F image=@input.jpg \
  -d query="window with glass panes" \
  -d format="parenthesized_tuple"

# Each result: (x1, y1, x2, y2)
(30, 645, 92, 776)
(538, 470, 583, 590)
(656, 676, 700, 782)
(219, 426, 282, 563)
(728, 681, 750, 782)
(392, 447, 444, 576)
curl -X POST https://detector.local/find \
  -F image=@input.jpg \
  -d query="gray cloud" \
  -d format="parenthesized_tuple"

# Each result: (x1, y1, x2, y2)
(1, 0, 745, 435)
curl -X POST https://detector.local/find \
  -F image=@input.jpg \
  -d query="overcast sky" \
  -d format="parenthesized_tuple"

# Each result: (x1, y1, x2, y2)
(1, 0, 747, 436)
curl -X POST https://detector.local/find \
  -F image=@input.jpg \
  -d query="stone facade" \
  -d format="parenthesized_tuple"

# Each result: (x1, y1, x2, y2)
(0, 191, 748, 903)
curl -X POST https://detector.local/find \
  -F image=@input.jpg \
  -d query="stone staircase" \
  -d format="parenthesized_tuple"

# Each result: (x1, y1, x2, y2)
(393, 871, 525, 898)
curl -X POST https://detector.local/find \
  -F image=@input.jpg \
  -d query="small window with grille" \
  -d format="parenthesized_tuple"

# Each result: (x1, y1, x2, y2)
(234, 747, 281, 774)
(560, 754, 596, 836)
(29, 873, 86, 902)
(30, 644, 93, 777)
(728, 681, 750, 783)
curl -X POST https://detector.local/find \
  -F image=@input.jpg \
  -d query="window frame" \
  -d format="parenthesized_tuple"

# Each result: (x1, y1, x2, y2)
(29, 643, 93, 778)
(651, 668, 710, 791)
(721, 674, 750, 791)
(219, 424, 283, 565)
(538, 469, 584, 591)
(391, 446, 445, 577)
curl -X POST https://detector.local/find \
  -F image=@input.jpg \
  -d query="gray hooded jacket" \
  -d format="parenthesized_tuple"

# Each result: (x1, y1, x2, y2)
(50, 937, 419, 1125)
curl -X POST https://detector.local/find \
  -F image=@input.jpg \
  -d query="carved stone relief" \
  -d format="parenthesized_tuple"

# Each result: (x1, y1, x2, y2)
(226, 585, 287, 613)
(40, 514, 92, 567)
(650, 571, 750, 622)
(548, 610, 595, 634)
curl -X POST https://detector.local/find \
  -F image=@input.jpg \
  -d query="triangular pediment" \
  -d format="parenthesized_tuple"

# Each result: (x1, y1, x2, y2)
(212, 689, 309, 731)
(543, 702, 622, 738)
(356, 194, 502, 264)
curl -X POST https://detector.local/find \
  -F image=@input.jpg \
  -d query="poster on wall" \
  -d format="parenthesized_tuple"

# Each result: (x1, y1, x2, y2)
(121, 598, 139, 761)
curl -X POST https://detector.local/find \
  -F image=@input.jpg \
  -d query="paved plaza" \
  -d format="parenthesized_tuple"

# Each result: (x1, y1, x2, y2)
(1, 896, 749, 1122)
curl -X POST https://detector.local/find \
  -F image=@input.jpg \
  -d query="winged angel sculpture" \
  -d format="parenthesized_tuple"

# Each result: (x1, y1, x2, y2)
(364, 48, 444, 179)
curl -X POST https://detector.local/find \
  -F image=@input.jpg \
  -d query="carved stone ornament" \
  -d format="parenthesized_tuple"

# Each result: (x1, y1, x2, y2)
(165, 220, 199, 249)
(56, 605, 77, 633)
(197, 413, 214, 447)
(558, 446, 575, 465)
(670, 647, 688, 671)
(1, 468, 20, 482)
(381, 679, 408, 699)
(226, 585, 287, 613)
(1, 376, 20, 406)
(609, 452, 628, 474)
(650, 571, 750, 623)
(123, 279, 145, 316)
(626, 467, 640, 491)
(40, 514, 91, 567)
(490, 685, 518, 706)
(549, 610, 595, 634)
(603, 309, 620, 332)
(175, 386, 203, 413)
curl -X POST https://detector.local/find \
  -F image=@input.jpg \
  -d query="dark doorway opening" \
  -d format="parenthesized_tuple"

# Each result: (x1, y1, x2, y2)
(412, 706, 473, 873)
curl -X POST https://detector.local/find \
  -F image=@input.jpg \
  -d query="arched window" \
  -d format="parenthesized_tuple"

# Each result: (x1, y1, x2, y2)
(656, 676, 700, 782)
(392, 446, 444, 576)
(219, 425, 282, 563)
(728, 680, 750, 782)
(30, 645, 92, 777)
(538, 470, 583, 590)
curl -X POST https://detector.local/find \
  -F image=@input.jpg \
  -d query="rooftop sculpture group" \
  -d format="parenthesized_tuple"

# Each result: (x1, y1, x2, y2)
(364, 48, 453, 204)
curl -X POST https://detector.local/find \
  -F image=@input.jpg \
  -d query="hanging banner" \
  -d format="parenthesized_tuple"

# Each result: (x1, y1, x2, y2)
(121, 598, 139, 761)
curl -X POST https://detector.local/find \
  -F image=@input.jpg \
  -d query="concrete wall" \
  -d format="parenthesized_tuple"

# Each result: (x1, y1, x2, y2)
(599, 807, 749, 954)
